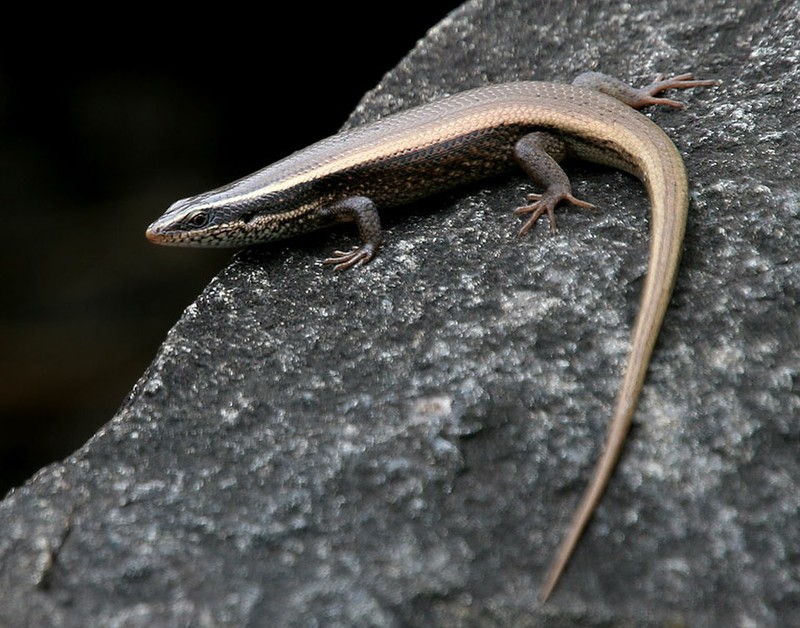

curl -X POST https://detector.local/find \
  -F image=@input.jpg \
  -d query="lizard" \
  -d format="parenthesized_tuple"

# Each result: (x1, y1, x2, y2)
(146, 71, 718, 601)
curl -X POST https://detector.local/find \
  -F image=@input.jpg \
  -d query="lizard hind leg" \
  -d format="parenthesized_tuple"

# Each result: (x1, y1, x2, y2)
(572, 71, 720, 109)
(513, 132, 595, 235)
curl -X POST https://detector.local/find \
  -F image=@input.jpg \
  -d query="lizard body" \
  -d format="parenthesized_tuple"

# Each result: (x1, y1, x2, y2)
(147, 71, 717, 601)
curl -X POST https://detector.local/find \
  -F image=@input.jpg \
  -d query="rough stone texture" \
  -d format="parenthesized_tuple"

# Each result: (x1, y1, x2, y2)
(2, 0, 798, 626)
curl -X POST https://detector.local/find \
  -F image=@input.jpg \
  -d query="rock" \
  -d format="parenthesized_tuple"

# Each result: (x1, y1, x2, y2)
(2, 0, 798, 626)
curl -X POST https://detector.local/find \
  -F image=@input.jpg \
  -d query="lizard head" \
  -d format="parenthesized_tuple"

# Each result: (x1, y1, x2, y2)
(145, 188, 300, 248)
(146, 194, 238, 247)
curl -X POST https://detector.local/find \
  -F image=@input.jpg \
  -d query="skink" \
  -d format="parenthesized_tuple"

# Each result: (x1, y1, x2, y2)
(147, 71, 717, 601)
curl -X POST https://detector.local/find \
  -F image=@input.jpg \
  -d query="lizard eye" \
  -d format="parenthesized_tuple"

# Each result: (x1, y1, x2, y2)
(186, 211, 209, 229)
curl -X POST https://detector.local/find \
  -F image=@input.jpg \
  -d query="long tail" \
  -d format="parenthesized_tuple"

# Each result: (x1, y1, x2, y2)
(538, 152, 688, 602)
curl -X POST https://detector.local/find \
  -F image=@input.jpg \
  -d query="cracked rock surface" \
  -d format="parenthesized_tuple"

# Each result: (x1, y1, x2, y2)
(2, 0, 799, 626)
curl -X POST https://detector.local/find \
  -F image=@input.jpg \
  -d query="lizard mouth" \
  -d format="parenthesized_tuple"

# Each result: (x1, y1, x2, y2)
(145, 223, 162, 243)
(145, 219, 173, 244)
(144, 220, 187, 246)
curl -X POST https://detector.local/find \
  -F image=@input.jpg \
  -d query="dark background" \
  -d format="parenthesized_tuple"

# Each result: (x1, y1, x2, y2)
(0, 5, 462, 496)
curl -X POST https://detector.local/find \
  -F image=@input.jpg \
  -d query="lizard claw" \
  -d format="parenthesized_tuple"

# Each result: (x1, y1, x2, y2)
(322, 244, 376, 271)
(514, 192, 595, 236)
(636, 73, 721, 109)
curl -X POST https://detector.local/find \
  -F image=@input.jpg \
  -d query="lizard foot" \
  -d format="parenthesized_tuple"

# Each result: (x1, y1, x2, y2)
(635, 73, 721, 109)
(323, 244, 376, 271)
(514, 192, 595, 236)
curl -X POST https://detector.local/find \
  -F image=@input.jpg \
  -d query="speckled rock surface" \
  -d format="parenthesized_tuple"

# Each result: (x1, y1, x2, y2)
(2, 0, 798, 626)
